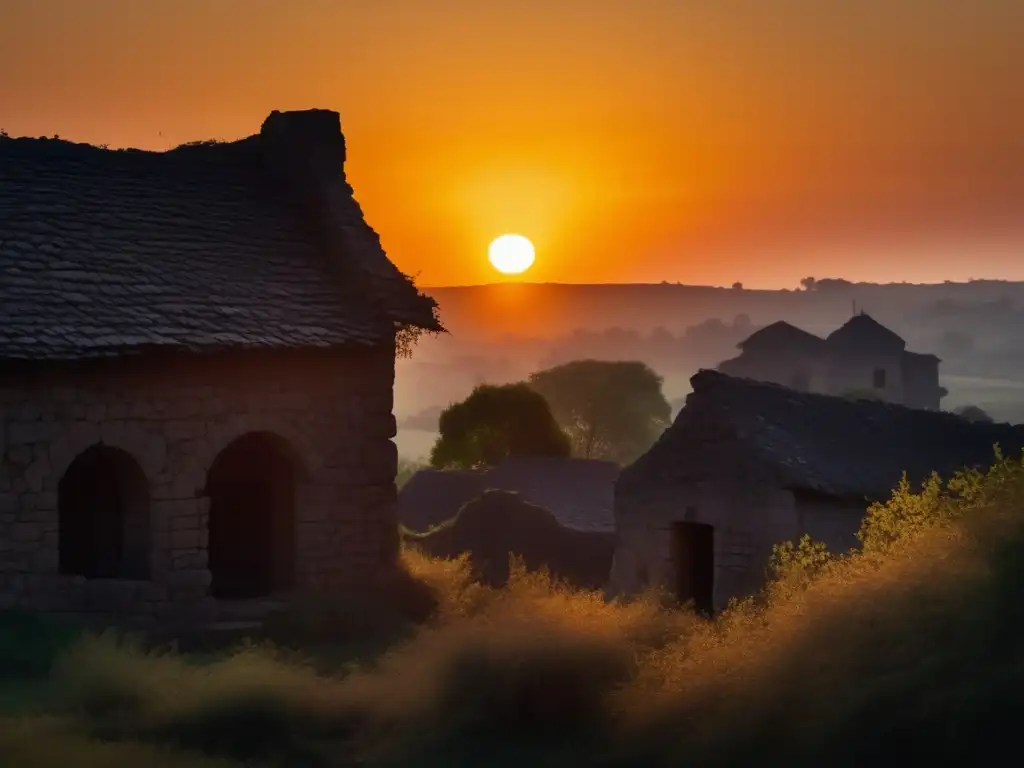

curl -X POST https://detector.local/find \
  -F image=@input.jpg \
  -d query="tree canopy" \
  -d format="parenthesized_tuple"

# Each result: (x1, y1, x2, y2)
(528, 359, 672, 465)
(429, 383, 571, 469)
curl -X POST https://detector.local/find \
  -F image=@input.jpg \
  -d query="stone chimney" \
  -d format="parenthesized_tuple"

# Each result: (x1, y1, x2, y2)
(256, 109, 440, 331)
(259, 109, 347, 194)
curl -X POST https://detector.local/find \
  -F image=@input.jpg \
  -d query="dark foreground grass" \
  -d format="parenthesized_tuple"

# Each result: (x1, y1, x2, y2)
(0, 611, 80, 681)
(4, 456, 1024, 767)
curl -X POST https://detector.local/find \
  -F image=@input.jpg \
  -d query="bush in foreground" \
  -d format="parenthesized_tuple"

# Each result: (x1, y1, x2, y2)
(0, 611, 80, 680)
(5, 451, 1024, 766)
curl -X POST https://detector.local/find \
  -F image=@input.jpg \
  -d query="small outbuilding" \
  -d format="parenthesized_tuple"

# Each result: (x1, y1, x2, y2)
(718, 312, 947, 409)
(609, 370, 1024, 613)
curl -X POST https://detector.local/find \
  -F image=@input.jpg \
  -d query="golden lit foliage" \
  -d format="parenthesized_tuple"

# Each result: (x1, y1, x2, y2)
(5, 451, 1024, 765)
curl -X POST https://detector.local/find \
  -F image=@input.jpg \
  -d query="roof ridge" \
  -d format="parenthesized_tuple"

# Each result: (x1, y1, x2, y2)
(689, 369, 987, 423)
(1, 109, 440, 361)
(620, 369, 1024, 501)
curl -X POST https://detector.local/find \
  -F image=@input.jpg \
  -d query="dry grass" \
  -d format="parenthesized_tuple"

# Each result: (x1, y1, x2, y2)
(4, 455, 1024, 766)
(0, 716, 234, 768)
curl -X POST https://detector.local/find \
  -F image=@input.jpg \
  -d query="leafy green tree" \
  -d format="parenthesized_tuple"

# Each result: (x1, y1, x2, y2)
(528, 359, 672, 465)
(429, 383, 571, 469)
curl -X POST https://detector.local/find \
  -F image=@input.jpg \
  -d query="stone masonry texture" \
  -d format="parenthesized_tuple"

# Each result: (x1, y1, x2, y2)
(0, 346, 399, 629)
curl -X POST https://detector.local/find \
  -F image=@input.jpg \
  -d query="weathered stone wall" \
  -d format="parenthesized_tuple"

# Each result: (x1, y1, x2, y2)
(825, 350, 905, 403)
(793, 491, 868, 554)
(0, 346, 397, 628)
(611, 479, 877, 611)
(718, 351, 820, 392)
(902, 353, 944, 411)
(609, 476, 801, 612)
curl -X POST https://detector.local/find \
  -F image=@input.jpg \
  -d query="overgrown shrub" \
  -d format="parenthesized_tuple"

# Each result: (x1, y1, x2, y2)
(770, 447, 1020, 585)
(6, 452, 1024, 766)
(261, 550, 442, 657)
(0, 716, 233, 768)
(0, 611, 81, 680)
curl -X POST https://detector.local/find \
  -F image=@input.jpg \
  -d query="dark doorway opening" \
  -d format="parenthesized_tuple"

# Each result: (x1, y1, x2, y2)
(671, 521, 714, 615)
(206, 432, 297, 599)
(59, 444, 150, 579)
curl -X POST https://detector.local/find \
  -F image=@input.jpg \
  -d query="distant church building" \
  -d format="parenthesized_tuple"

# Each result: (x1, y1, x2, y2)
(717, 312, 947, 410)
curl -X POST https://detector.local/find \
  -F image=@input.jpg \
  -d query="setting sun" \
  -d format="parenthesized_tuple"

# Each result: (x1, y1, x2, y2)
(488, 234, 536, 275)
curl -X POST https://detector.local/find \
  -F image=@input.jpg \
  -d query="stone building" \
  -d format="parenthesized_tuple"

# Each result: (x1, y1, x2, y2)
(608, 370, 1024, 614)
(718, 312, 948, 410)
(0, 109, 440, 627)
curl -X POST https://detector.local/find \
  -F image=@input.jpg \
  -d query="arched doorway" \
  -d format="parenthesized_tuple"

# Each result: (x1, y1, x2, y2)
(58, 444, 151, 579)
(206, 432, 297, 599)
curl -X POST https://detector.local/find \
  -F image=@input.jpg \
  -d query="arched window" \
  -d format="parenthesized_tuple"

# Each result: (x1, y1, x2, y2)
(58, 444, 150, 580)
(205, 432, 298, 599)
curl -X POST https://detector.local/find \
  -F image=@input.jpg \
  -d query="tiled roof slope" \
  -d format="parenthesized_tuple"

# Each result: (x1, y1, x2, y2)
(0, 112, 439, 361)
(619, 369, 1024, 500)
(826, 312, 906, 352)
(737, 321, 825, 355)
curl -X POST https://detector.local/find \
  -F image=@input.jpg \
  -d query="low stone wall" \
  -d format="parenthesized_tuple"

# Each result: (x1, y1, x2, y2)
(0, 347, 399, 628)
(406, 490, 615, 590)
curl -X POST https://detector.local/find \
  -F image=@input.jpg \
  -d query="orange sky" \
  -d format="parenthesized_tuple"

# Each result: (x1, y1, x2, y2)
(4, 0, 1024, 288)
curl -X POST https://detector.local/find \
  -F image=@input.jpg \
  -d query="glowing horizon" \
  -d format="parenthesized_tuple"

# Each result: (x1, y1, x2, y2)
(4, 0, 1023, 287)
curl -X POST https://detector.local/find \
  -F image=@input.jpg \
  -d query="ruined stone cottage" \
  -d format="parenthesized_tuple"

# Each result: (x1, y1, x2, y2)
(717, 312, 948, 409)
(0, 109, 440, 626)
(608, 370, 1024, 613)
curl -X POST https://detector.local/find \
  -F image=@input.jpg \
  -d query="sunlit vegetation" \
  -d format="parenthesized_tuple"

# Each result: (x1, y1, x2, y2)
(3, 450, 1023, 766)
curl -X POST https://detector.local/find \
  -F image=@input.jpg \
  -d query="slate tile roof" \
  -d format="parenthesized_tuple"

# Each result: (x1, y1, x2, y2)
(826, 312, 906, 352)
(737, 320, 826, 355)
(0, 119, 438, 361)
(619, 369, 1024, 501)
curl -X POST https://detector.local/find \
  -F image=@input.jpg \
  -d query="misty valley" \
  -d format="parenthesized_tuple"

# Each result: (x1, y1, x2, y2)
(395, 279, 1024, 462)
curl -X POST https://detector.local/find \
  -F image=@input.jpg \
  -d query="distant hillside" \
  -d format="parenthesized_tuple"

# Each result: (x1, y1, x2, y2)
(423, 280, 1024, 340)
(394, 279, 1024, 442)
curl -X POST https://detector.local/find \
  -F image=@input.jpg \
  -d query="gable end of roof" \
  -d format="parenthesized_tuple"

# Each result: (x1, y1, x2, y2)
(0, 109, 441, 362)
(620, 369, 1024, 501)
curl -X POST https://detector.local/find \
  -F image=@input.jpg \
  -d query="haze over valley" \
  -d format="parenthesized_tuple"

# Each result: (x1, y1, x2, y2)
(395, 278, 1024, 459)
